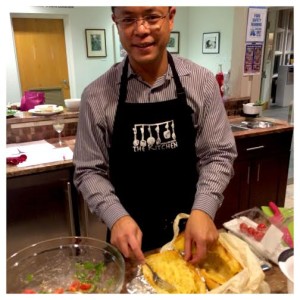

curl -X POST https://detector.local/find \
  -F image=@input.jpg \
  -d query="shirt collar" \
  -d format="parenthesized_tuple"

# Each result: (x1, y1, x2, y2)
(115, 54, 190, 85)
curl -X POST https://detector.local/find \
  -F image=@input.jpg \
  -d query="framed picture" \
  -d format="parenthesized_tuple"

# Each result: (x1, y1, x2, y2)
(167, 31, 180, 54)
(85, 29, 107, 58)
(202, 32, 220, 54)
(113, 24, 127, 63)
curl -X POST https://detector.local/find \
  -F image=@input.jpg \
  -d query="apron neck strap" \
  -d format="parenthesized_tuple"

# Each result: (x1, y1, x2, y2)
(167, 52, 186, 101)
(118, 52, 187, 103)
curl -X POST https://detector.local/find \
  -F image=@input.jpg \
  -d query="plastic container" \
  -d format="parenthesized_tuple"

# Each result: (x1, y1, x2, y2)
(223, 207, 289, 264)
(7, 236, 125, 294)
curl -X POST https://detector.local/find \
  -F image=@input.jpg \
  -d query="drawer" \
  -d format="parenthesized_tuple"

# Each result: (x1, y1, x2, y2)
(235, 130, 293, 160)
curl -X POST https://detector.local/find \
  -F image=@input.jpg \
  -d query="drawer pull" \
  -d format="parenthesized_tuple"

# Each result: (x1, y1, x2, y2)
(247, 166, 250, 184)
(246, 145, 265, 151)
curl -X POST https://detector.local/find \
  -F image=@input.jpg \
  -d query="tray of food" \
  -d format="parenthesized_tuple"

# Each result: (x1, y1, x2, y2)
(127, 213, 270, 294)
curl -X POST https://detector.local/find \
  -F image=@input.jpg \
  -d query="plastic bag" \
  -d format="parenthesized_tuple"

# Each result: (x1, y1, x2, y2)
(161, 213, 270, 294)
(20, 91, 45, 111)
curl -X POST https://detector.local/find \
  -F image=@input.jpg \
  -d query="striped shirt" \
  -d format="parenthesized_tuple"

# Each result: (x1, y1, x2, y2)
(73, 54, 237, 230)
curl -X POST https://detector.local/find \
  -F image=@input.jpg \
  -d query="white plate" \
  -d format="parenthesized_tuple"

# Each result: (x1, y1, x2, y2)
(28, 106, 64, 116)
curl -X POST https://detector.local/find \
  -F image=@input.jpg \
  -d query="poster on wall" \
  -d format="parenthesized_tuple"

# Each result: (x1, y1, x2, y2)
(243, 43, 263, 75)
(246, 7, 267, 43)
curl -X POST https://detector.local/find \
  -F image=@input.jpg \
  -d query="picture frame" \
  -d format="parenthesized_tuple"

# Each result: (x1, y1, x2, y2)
(167, 31, 180, 54)
(202, 32, 220, 54)
(113, 24, 127, 63)
(85, 29, 107, 58)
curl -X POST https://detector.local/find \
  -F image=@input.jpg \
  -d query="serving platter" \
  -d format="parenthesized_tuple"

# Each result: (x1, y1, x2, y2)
(28, 106, 64, 116)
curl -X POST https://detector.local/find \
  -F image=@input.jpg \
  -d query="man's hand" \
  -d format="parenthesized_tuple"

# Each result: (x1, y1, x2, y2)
(110, 215, 145, 263)
(183, 210, 219, 264)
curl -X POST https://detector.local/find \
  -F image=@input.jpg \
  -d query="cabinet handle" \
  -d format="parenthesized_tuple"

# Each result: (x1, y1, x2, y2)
(67, 181, 76, 236)
(257, 163, 260, 182)
(246, 145, 265, 151)
(247, 166, 250, 184)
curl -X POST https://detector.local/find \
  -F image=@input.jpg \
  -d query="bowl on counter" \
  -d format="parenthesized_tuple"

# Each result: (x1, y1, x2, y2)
(243, 103, 263, 116)
(7, 236, 125, 294)
(64, 98, 81, 111)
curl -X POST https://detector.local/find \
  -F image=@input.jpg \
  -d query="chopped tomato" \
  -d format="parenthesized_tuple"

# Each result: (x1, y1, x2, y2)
(68, 280, 81, 292)
(247, 227, 256, 236)
(239, 222, 248, 234)
(54, 287, 64, 294)
(80, 283, 92, 290)
(257, 223, 267, 231)
(253, 230, 265, 241)
(22, 289, 36, 294)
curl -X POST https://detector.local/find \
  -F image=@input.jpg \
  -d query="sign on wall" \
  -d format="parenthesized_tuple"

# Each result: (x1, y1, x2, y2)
(246, 7, 267, 43)
(243, 43, 263, 75)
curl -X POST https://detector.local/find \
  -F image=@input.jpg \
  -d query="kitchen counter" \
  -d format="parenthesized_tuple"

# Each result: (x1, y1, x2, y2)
(228, 116, 293, 138)
(121, 249, 288, 293)
(7, 116, 293, 178)
(6, 136, 76, 178)
(6, 110, 79, 125)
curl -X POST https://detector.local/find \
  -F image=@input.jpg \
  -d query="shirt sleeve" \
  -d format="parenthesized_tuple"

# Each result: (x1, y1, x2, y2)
(191, 71, 237, 219)
(73, 82, 129, 230)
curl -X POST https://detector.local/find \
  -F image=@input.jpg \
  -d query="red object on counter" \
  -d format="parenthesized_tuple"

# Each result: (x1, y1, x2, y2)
(216, 64, 224, 97)
(268, 201, 294, 248)
(6, 154, 27, 165)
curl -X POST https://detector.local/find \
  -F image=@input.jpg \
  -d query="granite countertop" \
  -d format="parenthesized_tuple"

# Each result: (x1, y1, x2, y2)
(121, 250, 288, 294)
(6, 136, 76, 178)
(228, 116, 293, 138)
(7, 116, 293, 178)
(7, 110, 79, 125)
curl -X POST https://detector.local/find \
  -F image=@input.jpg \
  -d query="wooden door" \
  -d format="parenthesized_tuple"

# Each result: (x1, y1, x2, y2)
(12, 18, 70, 105)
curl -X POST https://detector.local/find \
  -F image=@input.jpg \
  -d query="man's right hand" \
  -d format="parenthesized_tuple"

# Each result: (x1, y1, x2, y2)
(110, 215, 145, 263)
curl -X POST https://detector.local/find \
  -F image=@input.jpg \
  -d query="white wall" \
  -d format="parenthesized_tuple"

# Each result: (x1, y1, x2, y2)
(6, 6, 235, 104)
(187, 7, 234, 74)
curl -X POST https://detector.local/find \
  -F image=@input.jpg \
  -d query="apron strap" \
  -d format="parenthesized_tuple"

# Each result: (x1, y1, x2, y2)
(118, 52, 187, 104)
(167, 52, 187, 102)
(118, 56, 129, 104)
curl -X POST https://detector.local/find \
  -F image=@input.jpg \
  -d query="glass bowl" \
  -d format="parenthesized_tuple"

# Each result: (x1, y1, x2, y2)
(7, 236, 125, 294)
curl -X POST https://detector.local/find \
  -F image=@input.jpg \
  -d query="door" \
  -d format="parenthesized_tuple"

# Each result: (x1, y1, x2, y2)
(12, 18, 70, 105)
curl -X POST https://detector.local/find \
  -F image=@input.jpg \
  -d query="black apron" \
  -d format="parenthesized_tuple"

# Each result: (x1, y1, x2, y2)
(108, 52, 198, 251)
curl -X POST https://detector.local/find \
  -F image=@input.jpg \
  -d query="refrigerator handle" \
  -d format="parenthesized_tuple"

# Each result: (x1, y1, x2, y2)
(67, 181, 76, 236)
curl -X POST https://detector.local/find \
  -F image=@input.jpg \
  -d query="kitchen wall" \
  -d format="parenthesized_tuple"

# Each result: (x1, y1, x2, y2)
(6, 6, 236, 103)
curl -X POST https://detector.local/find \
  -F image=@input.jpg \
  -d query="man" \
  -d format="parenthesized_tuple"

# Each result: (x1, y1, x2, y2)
(73, 6, 237, 264)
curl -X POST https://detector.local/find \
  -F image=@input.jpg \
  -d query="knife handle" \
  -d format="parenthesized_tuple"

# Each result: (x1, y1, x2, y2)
(269, 201, 282, 217)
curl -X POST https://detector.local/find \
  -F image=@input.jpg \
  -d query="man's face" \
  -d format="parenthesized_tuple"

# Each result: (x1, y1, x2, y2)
(112, 7, 175, 67)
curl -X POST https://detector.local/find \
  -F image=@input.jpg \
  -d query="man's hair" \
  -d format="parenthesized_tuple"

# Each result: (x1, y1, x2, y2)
(111, 6, 171, 13)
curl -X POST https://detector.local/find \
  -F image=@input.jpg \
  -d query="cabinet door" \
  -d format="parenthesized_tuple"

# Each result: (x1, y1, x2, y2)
(249, 152, 290, 208)
(215, 160, 250, 228)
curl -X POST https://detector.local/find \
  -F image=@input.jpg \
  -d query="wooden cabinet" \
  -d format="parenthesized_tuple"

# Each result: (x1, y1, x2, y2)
(215, 130, 293, 228)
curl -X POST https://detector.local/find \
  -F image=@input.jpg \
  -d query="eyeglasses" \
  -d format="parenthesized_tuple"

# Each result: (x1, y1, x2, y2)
(114, 13, 169, 29)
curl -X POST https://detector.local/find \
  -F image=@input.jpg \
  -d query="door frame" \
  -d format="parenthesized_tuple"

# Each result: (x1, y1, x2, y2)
(10, 13, 76, 100)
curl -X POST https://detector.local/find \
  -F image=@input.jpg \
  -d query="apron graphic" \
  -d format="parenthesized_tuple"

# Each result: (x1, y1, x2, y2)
(108, 53, 198, 251)
(132, 120, 178, 152)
